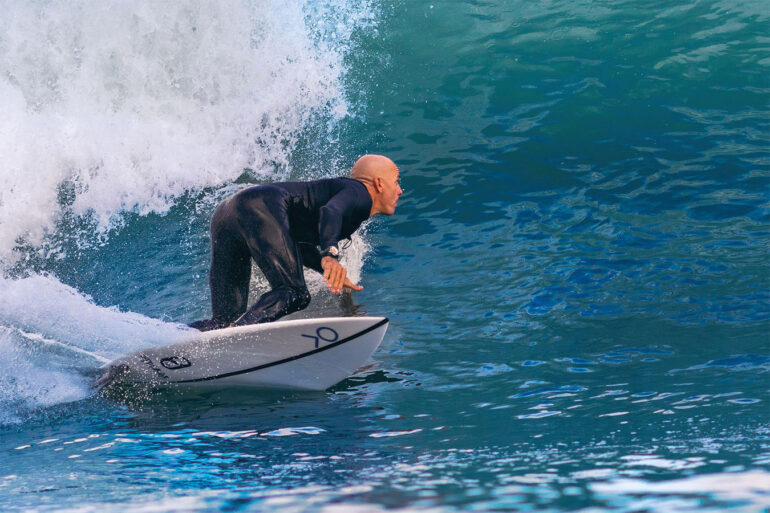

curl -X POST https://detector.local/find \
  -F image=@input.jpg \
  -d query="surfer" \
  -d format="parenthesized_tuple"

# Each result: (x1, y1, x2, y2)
(189, 154, 402, 331)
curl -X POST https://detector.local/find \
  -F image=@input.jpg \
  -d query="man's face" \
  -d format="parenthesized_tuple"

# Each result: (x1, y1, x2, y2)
(380, 167, 403, 215)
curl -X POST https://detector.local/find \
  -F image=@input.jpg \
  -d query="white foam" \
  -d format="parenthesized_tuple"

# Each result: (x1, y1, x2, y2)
(0, 327, 90, 425)
(0, 0, 375, 264)
(0, 274, 190, 360)
(0, 274, 193, 424)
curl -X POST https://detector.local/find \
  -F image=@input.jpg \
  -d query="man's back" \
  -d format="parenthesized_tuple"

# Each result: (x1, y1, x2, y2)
(236, 177, 372, 247)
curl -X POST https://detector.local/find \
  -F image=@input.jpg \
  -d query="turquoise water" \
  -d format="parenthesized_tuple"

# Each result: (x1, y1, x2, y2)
(1, 0, 769, 511)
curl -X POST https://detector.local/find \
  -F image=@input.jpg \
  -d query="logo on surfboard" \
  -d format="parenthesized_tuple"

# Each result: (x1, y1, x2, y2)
(160, 355, 192, 370)
(301, 327, 339, 348)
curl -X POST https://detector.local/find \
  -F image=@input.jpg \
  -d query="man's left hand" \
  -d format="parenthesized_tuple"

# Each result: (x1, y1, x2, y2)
(321, 256, 363, 294)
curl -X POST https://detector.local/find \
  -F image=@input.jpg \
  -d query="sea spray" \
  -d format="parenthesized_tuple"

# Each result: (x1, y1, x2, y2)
(0, 0, 376, 264)
(0, 274, 193, 424)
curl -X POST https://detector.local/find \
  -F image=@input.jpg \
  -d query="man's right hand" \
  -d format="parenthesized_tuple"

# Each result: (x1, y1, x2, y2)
(321, 256, 364, 294)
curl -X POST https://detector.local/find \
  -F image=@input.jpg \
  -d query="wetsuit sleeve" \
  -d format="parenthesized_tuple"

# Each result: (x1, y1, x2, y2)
(298, 243, 323, 274)
(318, 187, 365, 250)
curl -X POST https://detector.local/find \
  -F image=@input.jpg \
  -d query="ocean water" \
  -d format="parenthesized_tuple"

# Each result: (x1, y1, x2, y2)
(1, 0, 769, 511)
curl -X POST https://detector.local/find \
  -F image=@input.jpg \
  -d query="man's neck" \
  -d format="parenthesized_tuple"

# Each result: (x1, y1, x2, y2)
(352, 178, 379, 217)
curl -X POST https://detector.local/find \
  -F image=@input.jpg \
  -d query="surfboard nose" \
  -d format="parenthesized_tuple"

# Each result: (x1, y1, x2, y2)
(335, 316, 389, 345)
(347, 316, 389, 332)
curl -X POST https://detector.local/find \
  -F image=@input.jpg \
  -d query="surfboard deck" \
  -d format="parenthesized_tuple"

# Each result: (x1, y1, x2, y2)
(95, 316, 388, 391)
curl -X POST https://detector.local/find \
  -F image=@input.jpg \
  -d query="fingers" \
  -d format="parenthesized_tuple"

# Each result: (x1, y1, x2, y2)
(322, 257, 337, 291)
(331, 265, 346, 293)
(321, 257, 363, 294)
(322, 260, 363, 294)
(343, 277, 363, 292)
(323, 260, 343, 293)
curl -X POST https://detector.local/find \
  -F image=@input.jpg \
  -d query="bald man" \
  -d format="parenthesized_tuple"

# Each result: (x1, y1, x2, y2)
(189, 155, 402, 331)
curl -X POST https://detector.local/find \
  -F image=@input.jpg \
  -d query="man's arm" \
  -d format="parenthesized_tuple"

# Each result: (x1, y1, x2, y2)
(315, 185, 369, 293)
(318, 186, 362, 251)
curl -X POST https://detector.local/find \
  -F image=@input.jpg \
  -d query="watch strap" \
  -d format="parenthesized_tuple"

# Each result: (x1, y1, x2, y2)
(319, 245, 340, 259)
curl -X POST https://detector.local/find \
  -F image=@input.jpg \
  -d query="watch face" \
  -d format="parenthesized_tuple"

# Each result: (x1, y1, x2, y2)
(329, 246, 339, 256)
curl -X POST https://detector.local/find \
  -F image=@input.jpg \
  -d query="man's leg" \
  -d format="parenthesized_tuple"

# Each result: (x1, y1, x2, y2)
(189, 199, 252, 331)
(230, 187, 311, 326)
(209, 228, 252, 327)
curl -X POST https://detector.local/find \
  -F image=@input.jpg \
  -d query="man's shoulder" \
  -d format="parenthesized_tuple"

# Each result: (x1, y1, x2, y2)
(311, 176, 363, 186)
(273, 177, 369, 208)
(333, 176, 368, 192)
(308, 176, 368, 195)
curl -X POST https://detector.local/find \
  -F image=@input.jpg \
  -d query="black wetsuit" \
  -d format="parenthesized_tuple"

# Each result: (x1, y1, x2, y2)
(190, 178, 372, 331)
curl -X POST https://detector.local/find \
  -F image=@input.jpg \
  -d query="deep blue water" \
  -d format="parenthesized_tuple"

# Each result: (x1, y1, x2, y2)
(1, 0, 769, 511)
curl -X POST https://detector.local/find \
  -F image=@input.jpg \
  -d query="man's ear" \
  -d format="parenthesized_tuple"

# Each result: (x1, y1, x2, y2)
(374, 176, 384, 192)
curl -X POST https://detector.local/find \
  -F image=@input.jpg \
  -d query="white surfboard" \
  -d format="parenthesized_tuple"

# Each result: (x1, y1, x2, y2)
(96, 316, 388, 391)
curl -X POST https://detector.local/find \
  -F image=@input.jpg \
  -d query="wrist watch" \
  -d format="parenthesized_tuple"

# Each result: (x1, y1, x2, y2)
(319, 245, 340, 259)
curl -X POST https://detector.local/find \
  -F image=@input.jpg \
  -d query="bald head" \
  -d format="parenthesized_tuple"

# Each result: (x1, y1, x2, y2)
(350, 154, 402, 216)
(350, 154, 398, 186)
